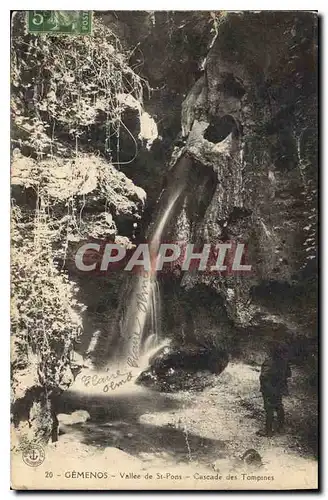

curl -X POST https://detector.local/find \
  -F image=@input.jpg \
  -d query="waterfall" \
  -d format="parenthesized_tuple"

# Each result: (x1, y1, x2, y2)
(142, 279, 161, 354)
(117, 188, 183, 365)
(116, 156, 192, 367)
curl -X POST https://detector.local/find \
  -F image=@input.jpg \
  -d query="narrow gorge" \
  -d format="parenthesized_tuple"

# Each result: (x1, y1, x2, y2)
(11, 11, 318, 487)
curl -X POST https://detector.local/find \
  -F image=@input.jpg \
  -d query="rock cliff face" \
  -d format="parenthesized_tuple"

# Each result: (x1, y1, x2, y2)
(11, 11, 152, 446)
(11, 11, 317, 445)
(158, 12, 318, 356)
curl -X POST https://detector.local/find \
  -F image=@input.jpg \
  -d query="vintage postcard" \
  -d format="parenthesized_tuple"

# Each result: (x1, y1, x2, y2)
(11, 10, 318, 490)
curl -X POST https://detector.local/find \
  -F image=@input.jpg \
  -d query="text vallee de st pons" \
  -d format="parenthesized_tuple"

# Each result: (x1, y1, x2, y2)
(63, 471, 274, 481)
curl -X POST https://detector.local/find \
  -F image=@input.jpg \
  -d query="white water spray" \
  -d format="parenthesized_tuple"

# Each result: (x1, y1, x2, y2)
(116, 156, 192, 366)
(118, 187, 184, 364)
(70, 158, 191, 395)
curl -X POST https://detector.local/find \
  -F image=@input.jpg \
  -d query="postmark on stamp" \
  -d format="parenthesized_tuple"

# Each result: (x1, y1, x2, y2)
(27, 11, 92, 35)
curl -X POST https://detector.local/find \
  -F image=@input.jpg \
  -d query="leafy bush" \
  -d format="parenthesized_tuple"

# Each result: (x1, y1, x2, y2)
(10, 12, 148, 402)
(11, 12, 146, 160)
(11, 205, 83, 392)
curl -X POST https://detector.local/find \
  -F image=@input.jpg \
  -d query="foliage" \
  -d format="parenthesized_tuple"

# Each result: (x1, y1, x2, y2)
(11, 12, 146, 161)
(209, 11, 229, 37)
(10, 12, 149, 404)
(11, 204, 83, 393)
(300, 151, 318, 271)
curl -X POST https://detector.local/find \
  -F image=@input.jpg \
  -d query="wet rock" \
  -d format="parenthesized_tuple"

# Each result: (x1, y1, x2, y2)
(58, 410, 90, 426)
(136, 344, 229, 392)
(176, 12, 318, 339)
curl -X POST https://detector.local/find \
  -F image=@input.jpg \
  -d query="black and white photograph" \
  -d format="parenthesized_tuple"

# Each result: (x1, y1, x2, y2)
(10, 10, 318, 490)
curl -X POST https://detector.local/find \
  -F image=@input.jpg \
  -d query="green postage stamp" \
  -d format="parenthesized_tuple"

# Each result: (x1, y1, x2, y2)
(27, 11, 92, 34)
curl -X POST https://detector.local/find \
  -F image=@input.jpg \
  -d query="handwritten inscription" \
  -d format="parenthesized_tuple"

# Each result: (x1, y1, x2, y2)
(80, 370, 133, 393)
(126, 271, 151, 369)
(79, 272, 152, 393)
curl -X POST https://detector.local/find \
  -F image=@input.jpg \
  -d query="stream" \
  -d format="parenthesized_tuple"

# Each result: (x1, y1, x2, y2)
(53, 362, 317, 489)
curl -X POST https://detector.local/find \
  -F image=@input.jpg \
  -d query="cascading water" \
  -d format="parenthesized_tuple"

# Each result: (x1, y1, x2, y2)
(74, 157, 192, 396)
(116, 156, 192, 368)
(117, 187, 184, 366)
(144, 279, 161, 353)
(137, 279, 162, 356)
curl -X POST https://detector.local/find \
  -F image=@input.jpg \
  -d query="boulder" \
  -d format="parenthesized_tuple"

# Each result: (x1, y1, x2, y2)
(136, 344, 229, 392)
(58, 410, 90, 426)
